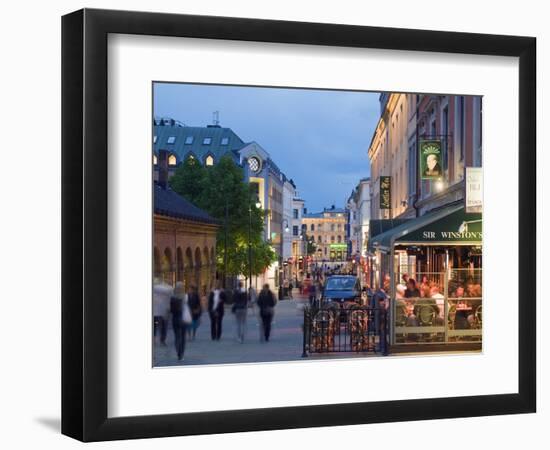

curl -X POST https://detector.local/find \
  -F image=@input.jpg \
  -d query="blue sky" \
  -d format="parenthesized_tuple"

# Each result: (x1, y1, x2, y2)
(154, 83, 380, 212)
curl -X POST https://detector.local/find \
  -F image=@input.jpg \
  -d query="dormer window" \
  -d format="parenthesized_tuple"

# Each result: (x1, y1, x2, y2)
(203, 137, 212, 145)
(220, 137, 229, 146)
(167, 136, 176, 144)
(205, 155, 214, 166)
(184, 136, 193, 144)
(168, 155, 177, 166)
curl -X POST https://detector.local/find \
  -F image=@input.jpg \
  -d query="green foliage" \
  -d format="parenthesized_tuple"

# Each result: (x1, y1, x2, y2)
(169, 155, 275, 277)
(305, 234, 317, 256)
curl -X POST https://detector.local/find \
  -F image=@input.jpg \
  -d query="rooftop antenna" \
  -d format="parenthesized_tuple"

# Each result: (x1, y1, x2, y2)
(213, 111, 220, 126)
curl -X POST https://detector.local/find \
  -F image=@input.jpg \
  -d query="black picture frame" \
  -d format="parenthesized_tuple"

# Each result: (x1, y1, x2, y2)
(62, 8, 536, 442)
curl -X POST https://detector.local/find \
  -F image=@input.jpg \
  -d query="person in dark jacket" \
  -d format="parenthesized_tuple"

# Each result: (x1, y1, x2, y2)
(404, 278, 421, 298)
(170, 282, 187, 360)
(232, 281, 248, 343)
(257, 284, 276, 341)
(208, 282, 226, 341)
(187, 285, 202, 340)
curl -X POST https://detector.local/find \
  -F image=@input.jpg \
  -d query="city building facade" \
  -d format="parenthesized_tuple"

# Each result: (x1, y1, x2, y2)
(367, 93, 483, 351)
(153, 118, 300, 292)
(302, 206, 348, 262)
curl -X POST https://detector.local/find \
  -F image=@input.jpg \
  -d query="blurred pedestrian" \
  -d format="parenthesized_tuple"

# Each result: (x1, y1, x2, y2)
(288, 280, 294, 299)
(187, 285, 202, 340)
(208, 282, 225, 341)
(153, 279, 172, 346)
(257, 284, 276, 341)
(308, 281, 317, 307)
(170, 282, 191, 361)
(232, 281, 248, 343)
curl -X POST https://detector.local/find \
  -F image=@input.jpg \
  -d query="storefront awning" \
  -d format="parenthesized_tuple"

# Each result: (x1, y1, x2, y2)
(370, 205, 482, 252)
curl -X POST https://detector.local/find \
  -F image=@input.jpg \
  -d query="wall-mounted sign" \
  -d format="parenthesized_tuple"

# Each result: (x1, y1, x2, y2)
(419, 139, 443, 180)
(465, 167, 483, 213)
(379, 176, 391, 210)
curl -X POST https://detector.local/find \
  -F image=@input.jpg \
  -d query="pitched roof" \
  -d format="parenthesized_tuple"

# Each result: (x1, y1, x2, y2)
(154, 183, 219, 225)
(153, 123, 246, 165)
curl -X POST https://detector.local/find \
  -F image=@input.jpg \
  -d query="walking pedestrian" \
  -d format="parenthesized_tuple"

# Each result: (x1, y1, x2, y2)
(288, 280, 294, 299)
(153, 279, 172, 346)
(208, 282, 225, 341)
(257, 284, 276, 341)
(308, 280, 317, 307)
(187, 285, 202, 340)
(232, 281, 248, 343)
(170, 282, 191, 360)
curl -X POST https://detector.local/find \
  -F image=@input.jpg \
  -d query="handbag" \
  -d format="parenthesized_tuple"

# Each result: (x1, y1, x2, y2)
(182, 303, 192, 324)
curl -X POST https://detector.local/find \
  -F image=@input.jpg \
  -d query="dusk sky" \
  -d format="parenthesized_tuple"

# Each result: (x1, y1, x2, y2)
(154, 83, 381, 212)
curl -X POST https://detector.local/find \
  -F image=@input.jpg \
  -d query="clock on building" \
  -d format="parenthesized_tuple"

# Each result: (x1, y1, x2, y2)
(248, 156, 261, 173)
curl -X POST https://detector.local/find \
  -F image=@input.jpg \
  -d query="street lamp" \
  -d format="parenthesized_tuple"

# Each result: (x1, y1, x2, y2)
(282, 219, 290, 234)
(247, 197, 262, 292)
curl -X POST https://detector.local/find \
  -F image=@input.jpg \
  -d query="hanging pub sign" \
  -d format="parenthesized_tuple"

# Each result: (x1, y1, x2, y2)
(379, 176, 391, 209)
(465, 167, 483, 213)
(419, 139, 443, 180)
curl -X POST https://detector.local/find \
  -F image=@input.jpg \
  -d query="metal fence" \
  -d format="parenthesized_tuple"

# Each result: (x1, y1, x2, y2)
(302, 305, 388, 356)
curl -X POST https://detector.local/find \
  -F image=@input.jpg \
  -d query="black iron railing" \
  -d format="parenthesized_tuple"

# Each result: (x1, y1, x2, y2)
(302, 304, 389, 356)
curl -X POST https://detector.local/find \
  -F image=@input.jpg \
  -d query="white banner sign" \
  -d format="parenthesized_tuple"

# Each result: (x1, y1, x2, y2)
(465, 167, 483, 213)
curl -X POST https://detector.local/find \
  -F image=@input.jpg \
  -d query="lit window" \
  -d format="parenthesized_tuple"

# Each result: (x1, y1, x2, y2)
(168, 155, 177, 166)
(184, 136, 193, 144)
(153, 136, 157, 144)
(203, 137, 212, 145)
(153, 154, 157, 165)
(167, 136, 176, 144)
(221, 137, 229, 146)
(205, 155, 214, 166)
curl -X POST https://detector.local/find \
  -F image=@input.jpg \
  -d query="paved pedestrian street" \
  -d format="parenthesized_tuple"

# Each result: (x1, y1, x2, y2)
(153, 292, 378, 367)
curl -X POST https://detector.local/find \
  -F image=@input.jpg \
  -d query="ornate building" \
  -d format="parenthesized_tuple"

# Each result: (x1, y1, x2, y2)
(302, 206, 348, 262)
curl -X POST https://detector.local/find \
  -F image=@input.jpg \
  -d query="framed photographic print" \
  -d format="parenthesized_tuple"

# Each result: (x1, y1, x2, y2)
(62, 8, 536, 442)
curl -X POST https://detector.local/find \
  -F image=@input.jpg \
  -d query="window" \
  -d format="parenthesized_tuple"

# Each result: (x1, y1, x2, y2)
(167, 136, 176, 144)
(203, 137, 212, 145)
(292, 226, 299, 236)
(317, 223, 322, 231)
(331, 236, 335, 243)
(153, 135, 157, 144)
(331, 224, 335, 232)
(337, 235, 342, 243)
(153, 154, 157, 165)
(205, 155, 214, 166)
(293, 209, 299, 219)
(184, 136, 193, 145)
(220, 137, 229, 146)
(310, 224, 314, 232)
(317, 236, 322, 243)
(168, 154, 177, 166)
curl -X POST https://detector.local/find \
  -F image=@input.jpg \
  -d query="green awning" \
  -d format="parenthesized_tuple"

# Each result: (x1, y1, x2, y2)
(370, 205, 482, 252)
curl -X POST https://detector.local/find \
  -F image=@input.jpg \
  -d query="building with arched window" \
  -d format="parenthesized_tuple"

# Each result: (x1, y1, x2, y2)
(154, 153, 219, 295)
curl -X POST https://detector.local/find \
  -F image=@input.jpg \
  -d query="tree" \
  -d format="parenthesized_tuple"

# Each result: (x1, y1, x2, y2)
(168, 157, 206, 206)
(169, 155, 276, 279)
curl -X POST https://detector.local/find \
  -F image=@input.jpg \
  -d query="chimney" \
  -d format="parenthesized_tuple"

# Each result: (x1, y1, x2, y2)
(158, 149, 169, 189)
